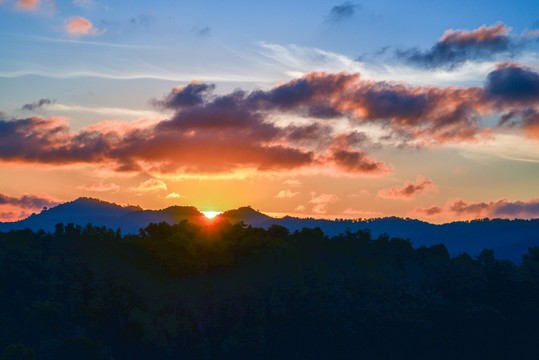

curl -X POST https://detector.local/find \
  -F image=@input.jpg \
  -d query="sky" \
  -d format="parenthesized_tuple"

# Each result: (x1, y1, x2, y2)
(1, 0, 539, 223)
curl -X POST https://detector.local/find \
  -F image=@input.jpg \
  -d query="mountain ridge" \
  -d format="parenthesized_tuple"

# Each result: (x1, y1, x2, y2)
(1, 197, 539, 263)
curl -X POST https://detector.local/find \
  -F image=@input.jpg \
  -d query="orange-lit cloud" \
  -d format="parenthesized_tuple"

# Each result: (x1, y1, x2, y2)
(65, 17, 101, 36)
(16, 0, 40, 10)
(166, 193, 181, 199)
(2, 64, 539, 177)
(378, 175, 438, 200)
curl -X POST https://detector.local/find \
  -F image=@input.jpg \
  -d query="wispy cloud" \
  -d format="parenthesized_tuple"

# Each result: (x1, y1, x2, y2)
(130, 179, 167, 193)
(77, 182, 121, 193)
(275, 190, 300, 199)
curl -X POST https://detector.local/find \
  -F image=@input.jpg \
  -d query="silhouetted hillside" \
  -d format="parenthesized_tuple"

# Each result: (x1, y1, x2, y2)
(1, 198, 539, 262)
(0, 197, 206, 234)
(219, 206, 272, 226)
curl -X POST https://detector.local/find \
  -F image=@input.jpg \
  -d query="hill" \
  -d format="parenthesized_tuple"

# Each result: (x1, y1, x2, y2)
(1, 197, 539, 262)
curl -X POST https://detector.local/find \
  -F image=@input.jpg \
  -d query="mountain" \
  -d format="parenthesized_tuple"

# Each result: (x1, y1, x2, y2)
(0, 197, 206, 234)
(1, 197, 539, 263)
(239, 214, 539, 263)
(219, 206, 272, 226)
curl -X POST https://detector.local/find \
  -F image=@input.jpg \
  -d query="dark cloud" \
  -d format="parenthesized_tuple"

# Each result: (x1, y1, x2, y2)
(397, 23, 517, 69)
(330, 148, 389, 174)
(482, 63, 539, 138)
(284, 122, 334, 148)
(195, 26, 211, 36)
(151, 83, 216, 109)
(21, 98, 55, 111)
(484, 63, 539, 105)
(327, 2, 360, 22)
(0, 192, 59, 209)
(378, 175, 437, 200)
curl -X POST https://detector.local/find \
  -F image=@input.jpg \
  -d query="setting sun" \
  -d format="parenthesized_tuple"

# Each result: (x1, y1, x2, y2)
(202, 211, 222, 219)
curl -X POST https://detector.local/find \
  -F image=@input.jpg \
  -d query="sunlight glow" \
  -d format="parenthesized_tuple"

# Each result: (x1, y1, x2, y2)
(202, 211, 222, 219)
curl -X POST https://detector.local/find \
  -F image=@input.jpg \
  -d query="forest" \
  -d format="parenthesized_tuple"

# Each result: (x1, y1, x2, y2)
(1, 220, 539, 359)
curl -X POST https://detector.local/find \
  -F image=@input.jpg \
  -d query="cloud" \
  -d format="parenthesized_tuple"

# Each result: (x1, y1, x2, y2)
(3, 66, 539, 176)
(483, 63, 539, 138)
(397, 23, 518, 69)
(166, 193, 181, 199)
(484, 62, 539, 106)
(130, 179, 167, 193)
(413, 205, 443, 217)
(275, 190, 299, 199)
(151, 82, 216, 109)
(21, 98, 56, 111)
(413, 198, 539, 220)
(327, 2, 360, 22)
(519, 108, 539, 139)
(16, 0, 40, 10)
(0, 192, 59, 209)
(248, 71, 486, 145)
(378, 175, 438, 200)
(77, 182, 121, 193)
(65, 17, 102, 37)
(309, 192, 339, 214)
(0, 210, 28, 222)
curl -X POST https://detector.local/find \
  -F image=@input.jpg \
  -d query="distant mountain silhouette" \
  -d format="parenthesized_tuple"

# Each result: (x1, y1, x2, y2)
(1, 197, 538, 262)
(0, 197, 205, 234)
(219, 206, 272, 226)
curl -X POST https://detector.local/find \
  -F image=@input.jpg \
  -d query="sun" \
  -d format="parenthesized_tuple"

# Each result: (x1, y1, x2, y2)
(202, 211, 222, 219)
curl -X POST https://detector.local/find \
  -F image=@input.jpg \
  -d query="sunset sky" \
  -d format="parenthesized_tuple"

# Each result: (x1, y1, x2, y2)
(1, 0, 539, 223)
